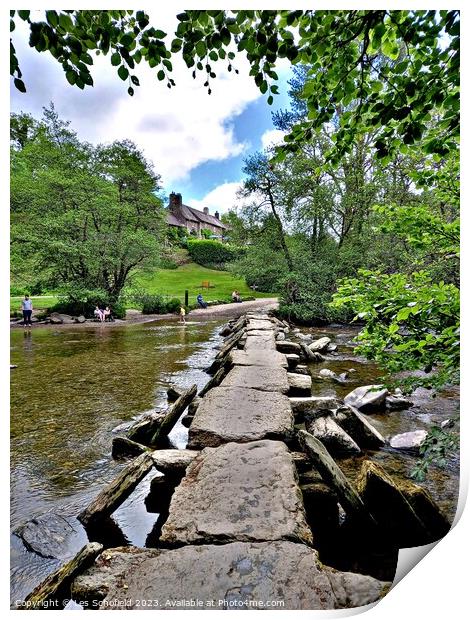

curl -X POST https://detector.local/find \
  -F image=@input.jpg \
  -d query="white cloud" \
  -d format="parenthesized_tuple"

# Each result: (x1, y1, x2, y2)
(10, 11, 262, 187)
(186, 182, 244, 215)
(261, 129, 286, 150)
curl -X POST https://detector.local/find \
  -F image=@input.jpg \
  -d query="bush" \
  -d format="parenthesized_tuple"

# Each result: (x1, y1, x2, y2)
(166, 297, 182, 313)
(50, 287, 126, 319)
(10, 285, 25, 296)
(141, 294, 168, 314)
(159, 257, 178, 269)
(187, 239, 246, 268)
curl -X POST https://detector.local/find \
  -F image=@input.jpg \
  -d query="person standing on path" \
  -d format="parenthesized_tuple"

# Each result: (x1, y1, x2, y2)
(179, 305, 186, 323)
(21, 295, 33, 327)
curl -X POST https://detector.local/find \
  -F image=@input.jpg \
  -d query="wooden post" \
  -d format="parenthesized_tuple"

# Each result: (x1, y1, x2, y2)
(298, 430, 377, 528)
(150, 384, 197, 445)
(78, 453, 154, 525)
(19, 542, 103, 609)
(185, 289, 189, 307)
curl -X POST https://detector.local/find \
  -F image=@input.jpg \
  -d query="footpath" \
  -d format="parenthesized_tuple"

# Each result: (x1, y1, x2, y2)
(21, 312, 393, 610)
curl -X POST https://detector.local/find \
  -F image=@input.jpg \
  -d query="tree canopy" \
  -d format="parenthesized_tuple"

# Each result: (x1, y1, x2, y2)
(11, 10, 459, 161)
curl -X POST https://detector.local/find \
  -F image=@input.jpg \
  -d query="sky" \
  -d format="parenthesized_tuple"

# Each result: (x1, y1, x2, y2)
(9, 10, 292, 216)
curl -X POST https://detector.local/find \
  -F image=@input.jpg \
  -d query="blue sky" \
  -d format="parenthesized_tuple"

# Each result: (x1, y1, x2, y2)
(9, 10, 294, 214)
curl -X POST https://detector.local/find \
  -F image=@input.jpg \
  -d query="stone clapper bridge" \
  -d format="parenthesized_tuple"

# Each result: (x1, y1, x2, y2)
(22, 312, 448, 610)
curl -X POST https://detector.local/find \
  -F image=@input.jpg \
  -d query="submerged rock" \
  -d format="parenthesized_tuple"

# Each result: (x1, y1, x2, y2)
(15, 513, 85, 560)
(344, 385, 388, 412)
(319, 368, 336, 379)
(385, 393, 413, 410)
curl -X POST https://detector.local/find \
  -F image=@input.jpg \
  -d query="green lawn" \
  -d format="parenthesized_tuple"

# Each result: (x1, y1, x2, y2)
(134, 263, 273, 306)
(10, 263, 273, 313)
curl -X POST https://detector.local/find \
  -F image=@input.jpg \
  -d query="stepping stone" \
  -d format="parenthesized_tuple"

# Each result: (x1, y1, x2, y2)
(246, 319, 274, 331)
(229, 349, 288, 368)
(287, 372, 312, 396)
(244, 333, 276, 350)
(187, 387, 294, 448)
(221, 366, 289, 393)
(160, 440, 313, 546)
(72, 541, 390, 610)
(276, 340, 301, 354)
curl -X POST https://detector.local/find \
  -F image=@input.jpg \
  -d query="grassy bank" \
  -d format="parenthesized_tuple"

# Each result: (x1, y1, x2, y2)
(10, 263, 272, 313)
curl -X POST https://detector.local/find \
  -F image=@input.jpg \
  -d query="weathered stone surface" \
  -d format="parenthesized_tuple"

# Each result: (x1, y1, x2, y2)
(357, 460, 448, 546)
(244, 333, 276, 351)
(276, 340, 301, 354)
(187, 387, 294, 448)
(385, 394, 413, 410)
(246, 319, 274, 331)
(319, 368, 337, 379)
(389, 430, 427, 452)
(305, 415, 361, 455)
(287, 372, 312, 396)
(289, 396, 342, 419)
(72, 542, 389, 610)
(229, 348, 287, 368)
(221, 365, 289, 394)
(300, 343, 325, 363)
(151, 449, 199, 475)
(15, 514, 84, 560)
(298, 431, 376, 528)
(285, 353, 300, 369)
(49, 312, 75, 325)
(160, 440, 313, 546)
(344, 385, 388, 412)
(294, 364, 309, 375)
(334, 406, 386, 449)
(75, 315, 86, 323)
(309, 337, 331, 353)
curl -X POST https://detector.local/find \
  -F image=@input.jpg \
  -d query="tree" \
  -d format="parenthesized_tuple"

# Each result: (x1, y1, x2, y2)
(11, 10, 459, 159)
(11, 106, 165, 303)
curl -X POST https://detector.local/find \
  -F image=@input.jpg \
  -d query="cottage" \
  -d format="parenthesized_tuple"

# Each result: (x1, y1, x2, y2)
(166, 192, 228, 239)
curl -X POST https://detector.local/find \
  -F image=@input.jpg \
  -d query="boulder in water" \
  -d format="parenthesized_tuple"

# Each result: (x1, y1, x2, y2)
(15, 513, 85, 560)
(344, 385, 388, 412)
(389, 430, 427, 452)
(309, 337, 331, 353)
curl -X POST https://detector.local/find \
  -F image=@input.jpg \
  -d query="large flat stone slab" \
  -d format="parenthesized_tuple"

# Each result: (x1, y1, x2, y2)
(187, 387, 294, 448)
(160, 440, 312, 546)
(221, 365, 289, 394)
(72, 542, 390, 610)
(229, 349, 287, 368)
(246, 319, 274, 331)
(244, 332, 276, 350)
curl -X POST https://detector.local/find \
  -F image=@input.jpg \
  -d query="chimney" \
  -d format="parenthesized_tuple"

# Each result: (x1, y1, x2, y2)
(215, 211, 220, 220)
(203, 207, 209, 215)
(169, 192, 182, 210)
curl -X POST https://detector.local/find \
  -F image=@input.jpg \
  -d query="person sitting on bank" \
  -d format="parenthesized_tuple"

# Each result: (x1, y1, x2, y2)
(196, 293, 208, 309)
(232, 290, 242, 303)
(94, 305, 104, 322)
(103, 306, 112, 321)
(21, 294, 33, 327)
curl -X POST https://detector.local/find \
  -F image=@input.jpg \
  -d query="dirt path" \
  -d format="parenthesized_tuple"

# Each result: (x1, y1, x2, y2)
(11, 298, 279, 330)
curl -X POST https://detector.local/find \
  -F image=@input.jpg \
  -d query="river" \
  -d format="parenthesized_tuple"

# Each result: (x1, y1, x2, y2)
(10, 319, 460, 606)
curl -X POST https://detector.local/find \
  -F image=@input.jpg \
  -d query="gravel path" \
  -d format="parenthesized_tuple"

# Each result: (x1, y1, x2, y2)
(11, 298, 279, 329)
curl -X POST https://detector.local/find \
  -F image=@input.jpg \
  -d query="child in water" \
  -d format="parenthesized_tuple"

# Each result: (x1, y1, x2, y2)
(179, 306, 186, 323)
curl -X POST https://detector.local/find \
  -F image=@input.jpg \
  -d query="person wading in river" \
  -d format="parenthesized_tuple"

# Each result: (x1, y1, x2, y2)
(21, 294, 33, 327)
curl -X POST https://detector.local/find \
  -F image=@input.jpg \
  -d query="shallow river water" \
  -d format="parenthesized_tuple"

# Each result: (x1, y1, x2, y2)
(10, 320, 460, 606)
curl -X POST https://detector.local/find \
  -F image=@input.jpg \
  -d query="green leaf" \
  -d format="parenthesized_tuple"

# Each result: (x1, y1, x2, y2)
(111, 52, 121, 66)
(18, 10, 30, 20)
(131, 75, 140, 86)
(157, 69, 165, 81)
(46, 10, 59, 27)
(118, 65, 129, 80)
(65, 70, 76, 85)
(196, 41, 207, 57)
(14, 78, 26, 93)
(128, 86, 134, 96)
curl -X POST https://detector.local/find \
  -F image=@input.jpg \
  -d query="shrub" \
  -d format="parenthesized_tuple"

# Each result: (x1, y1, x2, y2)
(50, 287, 126, 318)
(159, 257, 178, 269)
(141, 294, 168, 314)
(166, 297, 182, 313)
(187, 239, 246, 268)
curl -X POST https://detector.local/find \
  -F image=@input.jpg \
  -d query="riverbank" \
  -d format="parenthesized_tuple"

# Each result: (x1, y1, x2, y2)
(10, 298, 279, 330)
